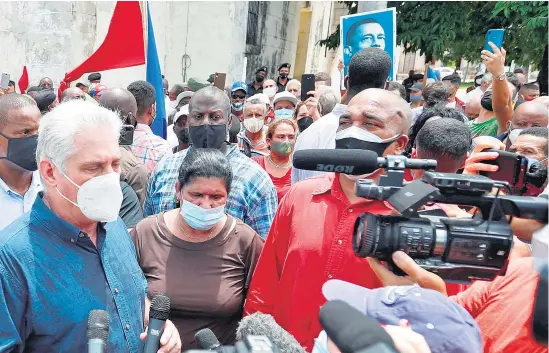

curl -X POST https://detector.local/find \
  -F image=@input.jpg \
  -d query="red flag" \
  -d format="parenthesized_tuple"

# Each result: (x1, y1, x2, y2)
(18, 66, 29, 93)
(59, 1, 145, 98)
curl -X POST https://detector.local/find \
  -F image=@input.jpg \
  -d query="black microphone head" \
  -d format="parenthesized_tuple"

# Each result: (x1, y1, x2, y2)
(319, 301, 395, 353)
(150, 295, 171, 320)
(292, 149, 380, 175)
(195, 328, 221, 350)
(87, 309, 109, 341)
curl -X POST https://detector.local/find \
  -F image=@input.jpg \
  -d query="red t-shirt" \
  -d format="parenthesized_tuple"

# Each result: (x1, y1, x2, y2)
(253, 156, 291, 202)
(244, 173, 465, 351)
(452, 257, 547, 353)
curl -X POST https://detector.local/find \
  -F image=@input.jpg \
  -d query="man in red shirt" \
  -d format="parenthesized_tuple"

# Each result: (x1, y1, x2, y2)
(244, 88, 412, 351)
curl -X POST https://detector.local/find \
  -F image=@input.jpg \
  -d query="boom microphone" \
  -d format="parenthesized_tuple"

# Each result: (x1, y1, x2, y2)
(237, 313, 306, 353)
(87, 309, 109, 353)
(143, 295, 171, 353)
(319, 301, 398, 353)
(293, 149, 379, 175)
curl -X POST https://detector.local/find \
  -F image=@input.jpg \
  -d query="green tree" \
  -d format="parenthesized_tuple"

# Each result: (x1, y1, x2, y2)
(319, 1, 548, 67)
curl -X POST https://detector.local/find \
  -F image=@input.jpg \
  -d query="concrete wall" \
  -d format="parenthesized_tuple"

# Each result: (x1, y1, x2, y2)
(0, 1, 300, 91)
(0, 2, 97, 89)
(244, 1, 300, 82)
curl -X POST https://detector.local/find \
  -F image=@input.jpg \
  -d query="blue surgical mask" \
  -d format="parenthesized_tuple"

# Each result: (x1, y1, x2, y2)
(180, 199, 225, 230)
(410, 95, 422, 103)
(275, 109, 294, 119)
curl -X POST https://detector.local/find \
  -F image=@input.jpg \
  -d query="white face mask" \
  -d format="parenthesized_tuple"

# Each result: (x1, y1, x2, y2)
(264, 87, 277, 98)
(54, 164, 122, 222)
(508, 128, 523, 144)
(243, 118, 265, 133)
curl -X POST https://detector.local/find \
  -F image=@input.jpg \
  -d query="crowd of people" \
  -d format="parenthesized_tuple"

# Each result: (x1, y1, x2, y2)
(0, 41, 547, 353)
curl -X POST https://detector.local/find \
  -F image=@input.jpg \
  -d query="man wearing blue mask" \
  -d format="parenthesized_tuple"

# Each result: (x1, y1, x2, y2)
(245, 88, 412, 350)
(272, 91, 298, 120)
(0, 94, 42, 231)
(409, 82, 424, 109)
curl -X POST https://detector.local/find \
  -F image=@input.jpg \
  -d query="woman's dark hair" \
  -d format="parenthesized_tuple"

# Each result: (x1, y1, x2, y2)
(178, 149, 232, 193)
(404, 107, 467, 157)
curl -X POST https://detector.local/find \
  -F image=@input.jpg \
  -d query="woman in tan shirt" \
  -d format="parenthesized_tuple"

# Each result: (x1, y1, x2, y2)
(131, 148, 264, 350)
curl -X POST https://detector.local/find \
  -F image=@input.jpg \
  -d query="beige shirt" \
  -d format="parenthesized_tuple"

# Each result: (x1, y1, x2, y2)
(131, 213, 264, 350)
(120, 146, 148, 205)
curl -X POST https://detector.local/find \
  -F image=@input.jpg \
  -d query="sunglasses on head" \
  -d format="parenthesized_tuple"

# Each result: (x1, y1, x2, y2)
(232, 93, 246, 99)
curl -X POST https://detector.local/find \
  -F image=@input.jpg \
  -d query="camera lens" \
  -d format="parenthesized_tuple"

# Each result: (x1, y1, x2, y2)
(353, 213, 378, 257)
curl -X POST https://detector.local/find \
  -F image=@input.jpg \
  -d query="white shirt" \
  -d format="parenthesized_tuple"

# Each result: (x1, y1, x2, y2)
(166, 124, 178, 148)
(0, 171, 43, 231)
(291, 104, 347, 184)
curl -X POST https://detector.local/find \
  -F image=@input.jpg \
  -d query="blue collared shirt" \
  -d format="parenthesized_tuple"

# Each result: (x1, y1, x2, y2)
(0, 171, 42, 231)
(144, 144, 278, 238)
(0, 194, 147, 353)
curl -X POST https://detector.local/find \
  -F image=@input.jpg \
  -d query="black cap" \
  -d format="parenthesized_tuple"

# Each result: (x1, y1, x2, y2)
(34, 89, 57, 112)
(88, 72, 101, 81)
(207, 74, 215, 83)
(255, 66, 268, 74)
(278, 63, 291, 71)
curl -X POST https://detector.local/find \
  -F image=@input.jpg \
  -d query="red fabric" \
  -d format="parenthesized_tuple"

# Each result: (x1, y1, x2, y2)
(244, 173, 391, 351)
(252, 156, 292, 202)
(58, 1, 145, 99)
(452, 258, 547, 353)
(18, 66, 29, 93)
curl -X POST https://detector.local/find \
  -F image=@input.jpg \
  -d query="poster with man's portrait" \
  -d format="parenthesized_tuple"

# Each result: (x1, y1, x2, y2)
(341, 8, 396, 80)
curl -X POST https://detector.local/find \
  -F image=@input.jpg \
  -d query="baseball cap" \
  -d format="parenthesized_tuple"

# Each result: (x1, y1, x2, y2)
(88, 72, 101, 81)
(255, 66, 268, 74)
(207, 74, 215, 84)
(231, 81, 248, 94)
(175, 91, 194, 106)
(93, 84, 108, 97)
(278, 63, 291, 71)
(410, 82, 423, 92)
(34, 89, 57, 112)
(273, 91, 298, 107)
(322, 280, 482, 353)
(187, 77, 210, 92)
(174, 104, 189, 124)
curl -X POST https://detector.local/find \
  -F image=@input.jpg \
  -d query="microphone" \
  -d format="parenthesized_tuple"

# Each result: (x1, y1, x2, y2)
(143, 295, 171, 353)
(195, 328, 221, 350)
(319, 301, 398, 353)
(236, 313, 307, 353)
(87, 309, 109, 353)
(293, 149, 379, 175)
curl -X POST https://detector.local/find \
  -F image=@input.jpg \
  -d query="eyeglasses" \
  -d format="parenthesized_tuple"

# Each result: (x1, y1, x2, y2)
(232, 93, 246, 99)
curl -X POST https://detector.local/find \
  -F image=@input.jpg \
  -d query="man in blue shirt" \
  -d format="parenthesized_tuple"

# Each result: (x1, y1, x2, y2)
(0, 100, 181, 352)
(144, 86, 278, 238)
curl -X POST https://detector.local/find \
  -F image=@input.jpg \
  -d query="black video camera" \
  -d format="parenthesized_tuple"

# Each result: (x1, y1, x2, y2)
(479, 149, 547, 196)
(352, 155, 548, 283)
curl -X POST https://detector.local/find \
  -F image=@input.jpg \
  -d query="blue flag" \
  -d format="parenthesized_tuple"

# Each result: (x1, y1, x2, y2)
(427, 67, 440, 82)
(146, 2, 167, 139)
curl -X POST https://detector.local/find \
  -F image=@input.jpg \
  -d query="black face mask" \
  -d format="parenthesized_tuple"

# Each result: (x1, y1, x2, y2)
(189, 124, 227, 149)
(255, 75, 265, 83)
(297, 116, 314, 132)
(335, 137, 398, 157)
(279, 73, 288, 79)
(480, 91, 494, 111)
(0, 132, 38, 171)
(175, 128, 190, 144)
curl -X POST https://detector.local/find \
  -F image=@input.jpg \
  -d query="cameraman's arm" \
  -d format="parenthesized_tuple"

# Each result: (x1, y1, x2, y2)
(511, 218, 545, 243)
(481, 44, 513, 135)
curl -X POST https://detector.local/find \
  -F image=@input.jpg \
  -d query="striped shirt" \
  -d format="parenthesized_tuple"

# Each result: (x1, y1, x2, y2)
(130, 123, 173, 174)
(144, 144, 278, 238)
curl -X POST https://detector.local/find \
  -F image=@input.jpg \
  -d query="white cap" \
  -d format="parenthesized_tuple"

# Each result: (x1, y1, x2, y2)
(247, 93, 270, 106)
(273, 91, 298, 107)
(175, 91, 194, 106)
(174, 104, 189, 123)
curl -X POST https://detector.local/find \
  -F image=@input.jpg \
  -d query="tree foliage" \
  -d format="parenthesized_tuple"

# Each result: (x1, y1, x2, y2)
(319, 1, 548, 66)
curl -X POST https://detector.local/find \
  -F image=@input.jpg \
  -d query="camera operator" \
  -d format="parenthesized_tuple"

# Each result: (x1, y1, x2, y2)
(245, 88, 411, 351)
(367, 220, 549, 353)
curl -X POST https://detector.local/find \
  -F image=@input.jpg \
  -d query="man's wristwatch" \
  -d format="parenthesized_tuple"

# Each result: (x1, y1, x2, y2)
(495, 72, 506, 81)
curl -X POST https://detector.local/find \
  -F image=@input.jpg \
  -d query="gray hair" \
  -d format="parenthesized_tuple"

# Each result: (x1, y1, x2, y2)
(481, 73, 493, 85)
(243, 98, 268, 116)
(285, 79, 301, 90)
(318, 87, 341, 116)
(36, 100, 122, 172)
